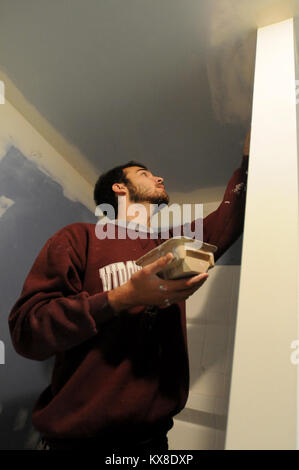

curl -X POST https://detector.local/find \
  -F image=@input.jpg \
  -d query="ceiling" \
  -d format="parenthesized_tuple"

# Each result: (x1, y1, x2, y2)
(0, 0, 298, 196)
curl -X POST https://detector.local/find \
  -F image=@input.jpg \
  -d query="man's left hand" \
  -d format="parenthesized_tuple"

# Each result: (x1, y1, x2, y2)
(243, 129, 251, 156)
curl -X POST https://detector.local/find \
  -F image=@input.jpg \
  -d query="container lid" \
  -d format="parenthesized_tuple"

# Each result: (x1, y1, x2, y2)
(136, 236, 218, 266)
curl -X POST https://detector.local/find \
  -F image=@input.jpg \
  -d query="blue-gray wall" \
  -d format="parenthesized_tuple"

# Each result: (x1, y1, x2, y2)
(0, 146, 97, 450)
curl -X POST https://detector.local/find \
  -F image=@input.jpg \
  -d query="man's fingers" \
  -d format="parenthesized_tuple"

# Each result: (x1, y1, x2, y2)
(165, 272, 209, 291)
(159, 275, 209, 307)
(160, 284, 204, 307)
(142, 255, 209, 293)
(144, 252, 174, 275)
(243, 129, 251, 155)
(185, 273, 209, 287)
(176, 279, 207, 298)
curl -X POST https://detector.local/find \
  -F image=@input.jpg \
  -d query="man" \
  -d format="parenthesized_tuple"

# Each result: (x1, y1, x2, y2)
(8, 131, 250, 451)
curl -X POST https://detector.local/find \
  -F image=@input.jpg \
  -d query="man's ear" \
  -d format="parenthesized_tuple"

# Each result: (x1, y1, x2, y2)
(112, 183, 127, 196)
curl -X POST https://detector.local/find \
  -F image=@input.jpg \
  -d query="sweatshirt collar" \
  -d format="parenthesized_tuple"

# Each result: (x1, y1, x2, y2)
(112, 218, 159, 234)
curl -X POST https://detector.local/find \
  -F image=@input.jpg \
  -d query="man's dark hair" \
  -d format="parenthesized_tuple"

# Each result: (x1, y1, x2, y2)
(94, 160, 147, 218)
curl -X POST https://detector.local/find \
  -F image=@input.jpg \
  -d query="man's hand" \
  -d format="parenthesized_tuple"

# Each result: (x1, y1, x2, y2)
(107, 253, 209, 314)
(243, 129, 251, 156)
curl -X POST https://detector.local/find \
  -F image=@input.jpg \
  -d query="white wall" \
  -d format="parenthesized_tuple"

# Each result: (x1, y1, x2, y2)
(168, 202, 242, 450)
(225, 18, 298, 450)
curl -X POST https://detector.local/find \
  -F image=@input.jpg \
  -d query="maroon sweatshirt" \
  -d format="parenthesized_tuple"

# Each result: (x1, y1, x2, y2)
(8, 155, 248, 443)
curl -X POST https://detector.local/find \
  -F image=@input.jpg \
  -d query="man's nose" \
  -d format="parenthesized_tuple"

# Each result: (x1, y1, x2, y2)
(155, 176, 164, 184)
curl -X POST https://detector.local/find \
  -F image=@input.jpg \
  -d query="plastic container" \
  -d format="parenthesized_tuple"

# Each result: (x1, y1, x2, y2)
(136, 237, 218, 279)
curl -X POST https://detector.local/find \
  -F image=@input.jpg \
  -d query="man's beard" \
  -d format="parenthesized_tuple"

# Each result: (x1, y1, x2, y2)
(126, 181, 169, 206)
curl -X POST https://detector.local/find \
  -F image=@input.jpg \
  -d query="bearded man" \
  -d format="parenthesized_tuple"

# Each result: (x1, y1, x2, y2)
(9, 132, 250, 451)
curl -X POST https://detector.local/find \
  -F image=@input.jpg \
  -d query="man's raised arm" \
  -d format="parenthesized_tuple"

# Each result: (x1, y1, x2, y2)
(202, 130, 250, 262)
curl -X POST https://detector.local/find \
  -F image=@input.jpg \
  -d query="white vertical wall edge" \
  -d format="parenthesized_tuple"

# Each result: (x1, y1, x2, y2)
(294, 16, 299, 451)
(225, 18, 298, 450)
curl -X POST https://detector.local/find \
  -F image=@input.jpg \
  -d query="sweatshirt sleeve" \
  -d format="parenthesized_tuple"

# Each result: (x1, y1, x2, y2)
(203, 154, 248, 262)
(8, 227, 117, 361)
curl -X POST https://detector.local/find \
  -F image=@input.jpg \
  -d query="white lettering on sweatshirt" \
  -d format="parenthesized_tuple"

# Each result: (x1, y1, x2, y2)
(99, 260, 142, 291)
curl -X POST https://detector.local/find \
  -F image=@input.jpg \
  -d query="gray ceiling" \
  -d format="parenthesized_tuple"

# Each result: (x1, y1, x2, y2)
(0, 0, 298, 194)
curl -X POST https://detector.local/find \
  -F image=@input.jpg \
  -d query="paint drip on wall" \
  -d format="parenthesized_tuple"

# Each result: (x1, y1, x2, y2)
(0, 195, 15, 218)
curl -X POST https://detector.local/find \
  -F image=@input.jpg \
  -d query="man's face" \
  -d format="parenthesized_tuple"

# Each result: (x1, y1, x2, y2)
(123, 166, 169, 206)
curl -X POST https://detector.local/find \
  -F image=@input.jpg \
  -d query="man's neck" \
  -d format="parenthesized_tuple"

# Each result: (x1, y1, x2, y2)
(117, 197, 153, 228)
